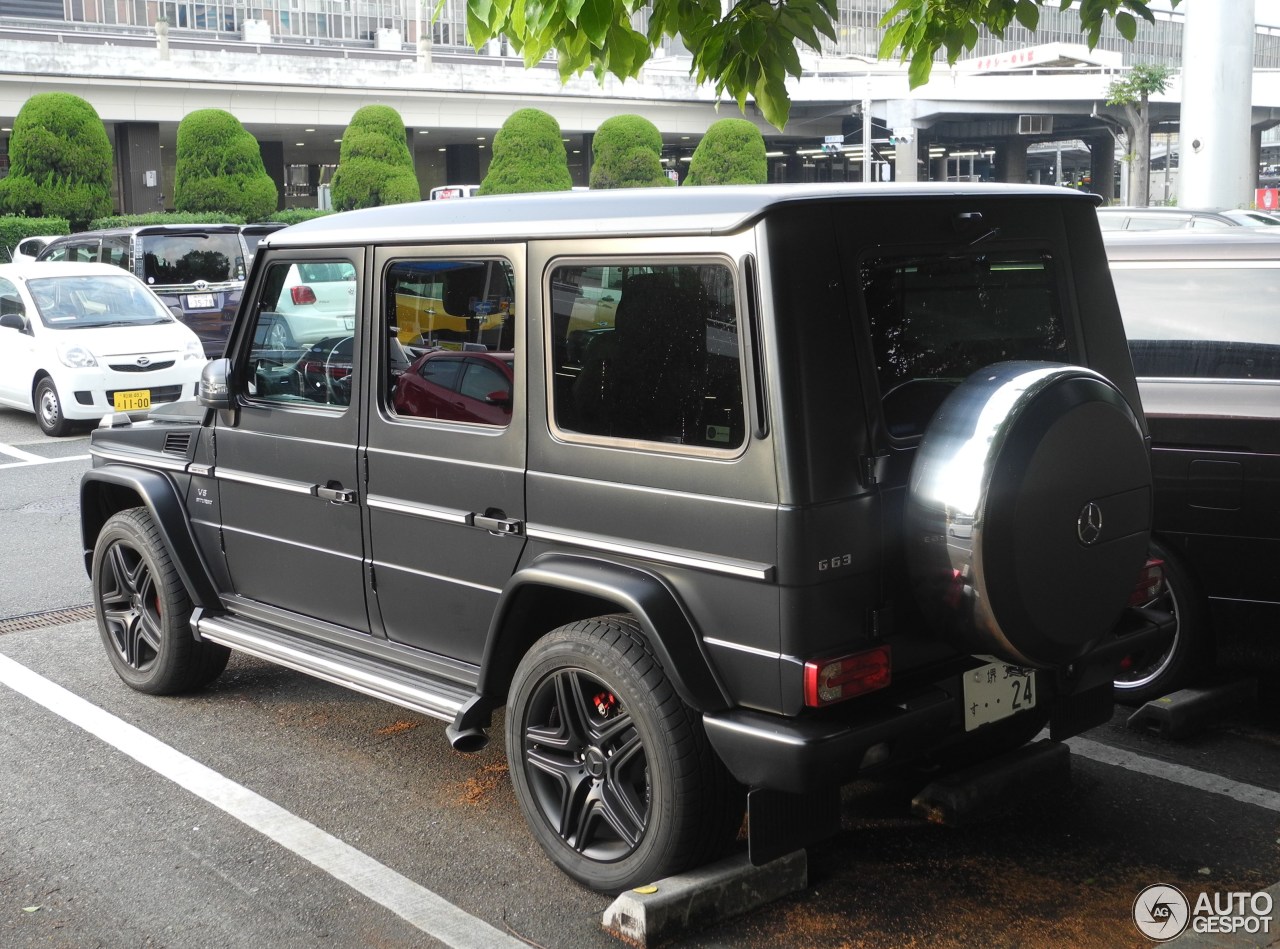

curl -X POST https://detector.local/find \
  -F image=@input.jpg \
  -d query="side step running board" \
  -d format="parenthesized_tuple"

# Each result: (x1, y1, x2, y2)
(196, 614, 472, 724)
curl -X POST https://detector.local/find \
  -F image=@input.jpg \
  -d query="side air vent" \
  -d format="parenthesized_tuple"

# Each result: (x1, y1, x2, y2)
(162, 432, 193, 456)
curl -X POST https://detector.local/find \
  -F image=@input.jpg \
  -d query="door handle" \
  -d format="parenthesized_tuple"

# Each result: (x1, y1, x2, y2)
(468, 510, 523, 535)
(312, 482, 355, 504)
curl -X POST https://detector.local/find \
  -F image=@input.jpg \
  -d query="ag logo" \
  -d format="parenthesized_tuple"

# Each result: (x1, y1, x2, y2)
(1133, 883, 1190, 941)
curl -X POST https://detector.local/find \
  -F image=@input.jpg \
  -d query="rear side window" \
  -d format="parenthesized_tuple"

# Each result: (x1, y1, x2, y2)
(549, 262, 745, 450)
(862, 251, 1067, 438)
(1111, 262, 1280, 379)
(139, 232, 245, 285)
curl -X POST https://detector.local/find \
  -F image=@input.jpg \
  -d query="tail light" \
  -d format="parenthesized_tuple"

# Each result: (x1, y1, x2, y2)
(1130, 558, 1165, 607)
(290, 285, 317, 305)
(803, 646, 891, 707)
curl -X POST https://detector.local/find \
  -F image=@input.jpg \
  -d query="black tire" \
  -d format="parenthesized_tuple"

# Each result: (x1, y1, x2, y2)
(1113, 540, 1213, 705)
(35, 377, 73, 437)
(92, 507, 230, 694)
(505, 615, 741, 893)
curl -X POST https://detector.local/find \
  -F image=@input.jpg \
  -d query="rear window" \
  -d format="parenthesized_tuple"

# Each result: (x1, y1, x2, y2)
(862, 251, 1067, 438)
(139, 232, 245, 285)
(1110, 262, 1280, 379)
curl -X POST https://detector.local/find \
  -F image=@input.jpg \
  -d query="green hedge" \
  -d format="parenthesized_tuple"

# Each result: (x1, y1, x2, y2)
(267, 208, 335, 225)
(89, 211, 246, 229)
(0, 216, 71, 262)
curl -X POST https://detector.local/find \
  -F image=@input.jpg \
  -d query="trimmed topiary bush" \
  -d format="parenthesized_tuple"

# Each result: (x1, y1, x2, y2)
(330, 105, 420, 211)
(174, 109, 279, 221)
(479, 109, 573, 195)
(0, 93, 113, 229)
(589, 115, 673, 190)
(684, 118, 768, 186)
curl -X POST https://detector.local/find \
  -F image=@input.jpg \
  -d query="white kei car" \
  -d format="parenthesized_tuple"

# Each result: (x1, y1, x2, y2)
(0, 261, 206, 436)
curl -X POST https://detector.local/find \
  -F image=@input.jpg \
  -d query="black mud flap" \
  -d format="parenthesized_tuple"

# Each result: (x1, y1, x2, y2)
(1049, 680, 1114, 741)
(747, 787, 841, 867)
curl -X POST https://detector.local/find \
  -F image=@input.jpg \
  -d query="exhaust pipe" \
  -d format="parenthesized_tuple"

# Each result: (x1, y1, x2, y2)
(446, 724, 489, 753)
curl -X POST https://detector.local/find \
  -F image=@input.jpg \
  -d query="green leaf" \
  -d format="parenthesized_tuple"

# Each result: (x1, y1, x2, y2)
(1015, 0, 1039, 32)
(1115, 11, 1136, 41)
(908, 48, 934, 87)
(576, 0, 614, 47)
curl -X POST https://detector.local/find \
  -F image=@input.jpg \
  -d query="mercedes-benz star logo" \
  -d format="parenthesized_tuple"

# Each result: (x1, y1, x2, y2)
(1132, 883, 1190, 941)
(1077, 501, 1104, 546)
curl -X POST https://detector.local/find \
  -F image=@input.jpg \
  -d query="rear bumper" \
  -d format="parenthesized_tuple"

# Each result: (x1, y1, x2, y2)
(704, 605, 1176, 794)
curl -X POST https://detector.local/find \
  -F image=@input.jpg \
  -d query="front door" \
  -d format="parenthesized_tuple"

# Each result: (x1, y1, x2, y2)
(212, 250, 369, 633)
(363, 248, 526, 664)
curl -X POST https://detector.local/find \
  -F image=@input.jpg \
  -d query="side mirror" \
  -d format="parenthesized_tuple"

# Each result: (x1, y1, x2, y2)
(168, 305, 185, 321)
(0, 312, 25, 332)
(484, 390, 512, 408)
(198, 357, 233, 409)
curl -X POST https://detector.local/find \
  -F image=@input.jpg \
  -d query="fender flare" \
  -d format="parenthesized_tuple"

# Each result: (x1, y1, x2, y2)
(80, 465, 221, 609)
(462, 553, 732, 730)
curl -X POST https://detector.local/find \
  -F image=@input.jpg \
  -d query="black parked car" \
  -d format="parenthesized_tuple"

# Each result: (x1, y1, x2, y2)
(1105, 228, 1280, 702)
(80, 185, 1172, 892)
(39, 224, 249, 357)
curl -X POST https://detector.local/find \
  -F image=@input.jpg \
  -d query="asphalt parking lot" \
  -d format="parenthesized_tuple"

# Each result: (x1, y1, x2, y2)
(2, 409, 1279, 948)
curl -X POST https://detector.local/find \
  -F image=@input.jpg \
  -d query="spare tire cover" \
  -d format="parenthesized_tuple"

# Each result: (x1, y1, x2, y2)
(905, 362, 1151, 667)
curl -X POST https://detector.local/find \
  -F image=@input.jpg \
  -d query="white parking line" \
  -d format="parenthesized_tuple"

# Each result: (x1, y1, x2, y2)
(0, 654, 526, 949)
(1067, 736, 1280, 812)
(0, 446, 91, 470)
(0, 442, 46, 462)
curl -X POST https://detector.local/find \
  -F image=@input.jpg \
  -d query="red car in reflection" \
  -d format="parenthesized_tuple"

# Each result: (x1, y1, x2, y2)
(393, 349, 514, 425)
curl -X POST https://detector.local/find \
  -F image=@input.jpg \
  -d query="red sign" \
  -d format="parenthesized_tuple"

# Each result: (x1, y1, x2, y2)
(1257, 188, 1279, 210)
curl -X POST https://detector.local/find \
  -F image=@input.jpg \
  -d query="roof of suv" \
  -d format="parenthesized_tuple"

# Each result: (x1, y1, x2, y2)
(264, 183, 1101, 248)
(1103, 227, 1280, 261)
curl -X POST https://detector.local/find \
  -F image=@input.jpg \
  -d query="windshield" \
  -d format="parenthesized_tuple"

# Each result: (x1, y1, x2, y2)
(28, 274, 174, 329)
(139, 232, 245, 285)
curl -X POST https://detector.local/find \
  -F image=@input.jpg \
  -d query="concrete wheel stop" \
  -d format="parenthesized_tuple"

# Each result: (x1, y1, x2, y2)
(601, 849, 807, 946)
(1126, 678, 1258, 740)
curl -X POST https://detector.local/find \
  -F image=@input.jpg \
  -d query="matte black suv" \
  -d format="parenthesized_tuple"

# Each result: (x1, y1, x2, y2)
(80, 185, 1172, 892)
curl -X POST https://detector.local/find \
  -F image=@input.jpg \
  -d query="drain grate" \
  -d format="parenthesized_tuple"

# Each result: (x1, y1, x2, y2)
(0, 605, 96, 634)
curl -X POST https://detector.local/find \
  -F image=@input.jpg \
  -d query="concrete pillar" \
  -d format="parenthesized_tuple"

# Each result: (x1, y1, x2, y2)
(993, 138, 1028, 184)
(445, 143, 481, 185)
(1086, 134, 1116, 202)
(258, 140, 285, 212)
(114, 122, 164, 214)
(1179, 1, 1256, 208)
(894, 136, 918, 182)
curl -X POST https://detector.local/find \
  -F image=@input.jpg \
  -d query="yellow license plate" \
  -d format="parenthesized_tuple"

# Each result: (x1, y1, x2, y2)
(113, 389, 152, 412)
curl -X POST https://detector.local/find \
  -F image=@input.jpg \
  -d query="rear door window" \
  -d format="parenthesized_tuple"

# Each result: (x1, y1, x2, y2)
(861, 251, 1067, 438)
(139, 232, 246, 285)
(547, 261, 745, 451)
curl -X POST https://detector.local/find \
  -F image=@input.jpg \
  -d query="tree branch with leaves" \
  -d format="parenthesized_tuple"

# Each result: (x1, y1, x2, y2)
(459, 0, 1178, 129)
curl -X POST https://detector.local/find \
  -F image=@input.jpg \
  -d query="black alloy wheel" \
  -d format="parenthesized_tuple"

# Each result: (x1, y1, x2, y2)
(506, 616, 740, 893)
(92, 507, 229, 694)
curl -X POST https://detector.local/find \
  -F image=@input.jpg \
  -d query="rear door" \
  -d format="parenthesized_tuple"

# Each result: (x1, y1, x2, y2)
(363, 248, 526, 664)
